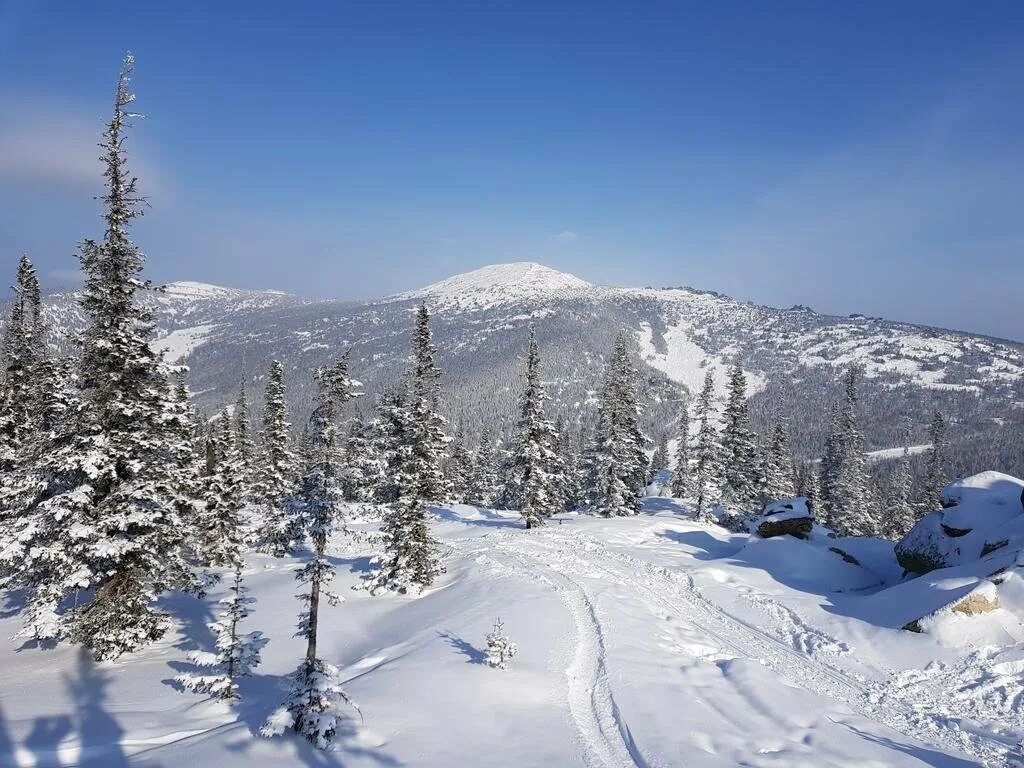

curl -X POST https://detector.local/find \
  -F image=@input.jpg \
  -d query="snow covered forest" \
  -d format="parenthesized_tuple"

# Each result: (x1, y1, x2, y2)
(3, 55, 1024, 768)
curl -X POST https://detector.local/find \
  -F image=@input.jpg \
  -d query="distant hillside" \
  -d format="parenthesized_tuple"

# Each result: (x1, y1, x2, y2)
(9, 262, 1024, 478)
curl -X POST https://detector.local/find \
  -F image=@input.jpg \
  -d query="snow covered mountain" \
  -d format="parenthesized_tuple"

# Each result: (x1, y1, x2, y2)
(15, 263, 1024, 475)
(393, 261, 593, 309)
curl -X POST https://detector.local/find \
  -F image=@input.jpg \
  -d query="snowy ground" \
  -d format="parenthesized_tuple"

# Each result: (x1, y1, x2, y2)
(1, 501, 1020, 767)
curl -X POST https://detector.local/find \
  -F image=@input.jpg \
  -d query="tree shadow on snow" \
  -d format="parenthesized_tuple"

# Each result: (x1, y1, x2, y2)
(431, 507, 523, 529)
(65, 648, 133, 768)
(831, 718, 981, 767)
(221, 669, 403, 767)
(162, 589, 219, 655)
(641, 497, 691, 517)
(327, 553, 377, 576)
(436, 630, 487, 664)
(0, 648, 142, 768)
(0, 588, 26, 619)
(656, 529, 747, 561)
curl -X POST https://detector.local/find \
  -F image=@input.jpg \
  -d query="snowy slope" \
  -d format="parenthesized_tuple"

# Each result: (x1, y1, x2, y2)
(1, 500, 1019, 767)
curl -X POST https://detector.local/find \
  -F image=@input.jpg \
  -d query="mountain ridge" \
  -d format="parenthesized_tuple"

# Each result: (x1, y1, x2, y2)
(121, 262, 1019, 345)
(8, 262, 1023, 479)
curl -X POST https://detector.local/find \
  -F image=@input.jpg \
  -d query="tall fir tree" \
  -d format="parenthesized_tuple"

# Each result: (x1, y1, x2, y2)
(0, 55, 201, 658)
(794, 460, 820, 514)
(232, 380, 256, 502)
(691, 369, 723, 523)
(341, 414, 386, 503)
(556, 422, 586, 512)
(719, 365, 760, 508)
(819, 400, 841, 511)
(591, 333, 647, 517)
(466, 428, 500, 507)
(408, 303, 447, 503)
(263, 358, 360, 748)
(648, 434, 670, 487)
(443, 426, 472, 504)
(922, 409, 949, 511)
(822, 367, 875, 536)
(670, 402, 691, 498)
(760, 406, 795, 503)
(200, 410, 246, 568)
(0, 255, 44, 475)
(253, 360, 299, 555)
(884, 429, 916, 539)
(510, 330, 561, 527)
(368, 305, 445, 593)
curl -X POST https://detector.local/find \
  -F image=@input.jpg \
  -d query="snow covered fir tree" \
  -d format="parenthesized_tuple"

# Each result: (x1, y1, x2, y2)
(509, 328, 562, 527)
(719, 364, 761, 509)
(0, 55, 201, 658)
(484, 617, 517, 670)
(591, 333, 647, 517)
(176, 565, 266, 700)
(366, 304, 445, 593)
(821, 367, 875, 536)
(263, 358, 361, 748)
(253, 360, 299, 555)
(690, 369, 723, 523)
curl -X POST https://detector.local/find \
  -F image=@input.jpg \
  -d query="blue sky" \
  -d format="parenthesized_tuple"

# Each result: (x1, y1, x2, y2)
(1, 2, 1022, 339)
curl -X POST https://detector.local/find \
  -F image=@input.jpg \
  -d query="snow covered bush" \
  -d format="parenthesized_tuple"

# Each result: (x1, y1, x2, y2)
(176, 566, 266, 699)
(262, 659, 360, 749)
(485, 617, 517, 669)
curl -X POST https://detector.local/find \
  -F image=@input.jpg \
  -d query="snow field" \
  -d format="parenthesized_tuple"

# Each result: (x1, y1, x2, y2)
(2, 501, 1020, 766)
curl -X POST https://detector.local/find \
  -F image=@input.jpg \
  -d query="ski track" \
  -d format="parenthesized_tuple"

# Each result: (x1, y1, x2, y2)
(460, 525, 1009, 766)
(473, 550, 648, 768)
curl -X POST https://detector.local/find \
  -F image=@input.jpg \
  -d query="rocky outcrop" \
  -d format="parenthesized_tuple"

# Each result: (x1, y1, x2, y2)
(903, 580, 1002, 632)
(895, 472, 1024, 576)
(756, 498, 813, 539)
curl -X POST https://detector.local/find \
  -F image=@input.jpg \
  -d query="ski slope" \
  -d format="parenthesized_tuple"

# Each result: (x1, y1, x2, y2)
(0, 501, 1018, 767)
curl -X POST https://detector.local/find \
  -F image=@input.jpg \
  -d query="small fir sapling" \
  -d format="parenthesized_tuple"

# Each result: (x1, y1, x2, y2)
(485, 617, 518, 670)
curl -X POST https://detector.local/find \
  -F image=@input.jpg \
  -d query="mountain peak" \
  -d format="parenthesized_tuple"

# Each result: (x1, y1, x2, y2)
(398, 262, 591, 308)
(161, 281, 242, 299)
(159, 281, 292, 300)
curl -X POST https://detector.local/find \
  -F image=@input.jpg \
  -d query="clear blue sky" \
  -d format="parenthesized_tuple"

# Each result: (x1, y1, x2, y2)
(1, 1, 1022, 339)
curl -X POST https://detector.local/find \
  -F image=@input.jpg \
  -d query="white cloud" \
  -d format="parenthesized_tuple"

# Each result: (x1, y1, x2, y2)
(0, 97, 166, 196)
(552, 230, 579, 243)
(47, 268, 84, 287)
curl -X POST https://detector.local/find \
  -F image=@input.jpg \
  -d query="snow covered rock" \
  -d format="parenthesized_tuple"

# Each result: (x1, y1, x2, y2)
(755, 497, 813, 539)
(901, 579, 1021, 646)
(895, 472, 1024, 575)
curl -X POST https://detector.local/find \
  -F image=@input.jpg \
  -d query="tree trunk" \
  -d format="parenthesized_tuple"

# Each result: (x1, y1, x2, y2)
(305, 538, 322, 668)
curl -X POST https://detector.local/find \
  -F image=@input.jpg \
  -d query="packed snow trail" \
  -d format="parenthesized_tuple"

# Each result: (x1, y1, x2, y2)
(472, 550, 650, 768)
(459, 523, 1005, 766)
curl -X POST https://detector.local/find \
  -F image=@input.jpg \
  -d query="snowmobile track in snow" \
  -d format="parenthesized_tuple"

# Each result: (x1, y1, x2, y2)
(462, 525, 1008, 767)
(472, 548, 650, 768)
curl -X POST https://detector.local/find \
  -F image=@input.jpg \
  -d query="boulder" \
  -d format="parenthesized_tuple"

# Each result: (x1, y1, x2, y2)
(895, 472, 1024, 575)
(903, 580, 1001, 632)
(756, 497, 813, 539)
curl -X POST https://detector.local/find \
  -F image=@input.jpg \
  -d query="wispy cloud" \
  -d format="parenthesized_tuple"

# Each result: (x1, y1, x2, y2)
(0, 96, 166, 197)
(47, 268, 84, 286)
(552, 230, 579, 243)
